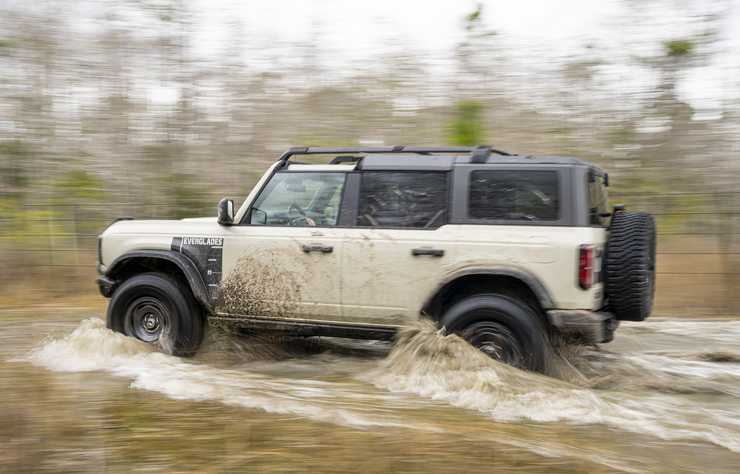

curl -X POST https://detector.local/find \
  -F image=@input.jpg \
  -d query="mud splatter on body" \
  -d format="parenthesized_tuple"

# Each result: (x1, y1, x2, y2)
(215, 254, 302, 317)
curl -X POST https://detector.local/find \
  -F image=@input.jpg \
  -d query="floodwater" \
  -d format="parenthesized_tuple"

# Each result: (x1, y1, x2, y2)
(1, 308, 739, 473)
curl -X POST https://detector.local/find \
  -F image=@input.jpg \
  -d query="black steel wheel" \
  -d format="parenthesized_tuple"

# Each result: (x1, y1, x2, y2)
(460, 321, 526, 368)
(125, 296, 170, 343)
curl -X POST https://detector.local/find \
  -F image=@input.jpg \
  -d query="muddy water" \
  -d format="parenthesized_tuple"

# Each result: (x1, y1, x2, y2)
(2, 309, 739, 473)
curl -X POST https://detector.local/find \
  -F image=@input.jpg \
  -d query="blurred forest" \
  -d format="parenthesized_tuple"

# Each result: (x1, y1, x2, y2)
(0, 1, 739, 315)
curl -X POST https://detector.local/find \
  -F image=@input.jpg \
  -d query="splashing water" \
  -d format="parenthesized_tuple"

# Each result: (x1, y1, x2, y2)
(363, 321, 606, 422)
(25, 318, 407, 429)
(363, 320, 740, 453)
(19, 316, 740, 458)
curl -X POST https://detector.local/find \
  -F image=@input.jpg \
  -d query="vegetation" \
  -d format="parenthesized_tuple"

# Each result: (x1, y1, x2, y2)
(665, 39, 694, 57)
(465, 4, 483, 30)
(449, 101, 484, 146)
(0, 1, 737, 314)
(0, 141, 31, 194)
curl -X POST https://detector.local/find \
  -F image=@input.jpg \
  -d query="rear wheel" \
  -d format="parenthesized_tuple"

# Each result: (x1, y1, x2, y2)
(460, 321, 525, 367)
(441, 294, 549, 372)
(107, 272, 205, 356)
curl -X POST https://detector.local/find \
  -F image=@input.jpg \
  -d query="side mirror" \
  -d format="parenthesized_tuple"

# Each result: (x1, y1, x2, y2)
(217, 198, 234, 226)
(250, 208, 267, 225)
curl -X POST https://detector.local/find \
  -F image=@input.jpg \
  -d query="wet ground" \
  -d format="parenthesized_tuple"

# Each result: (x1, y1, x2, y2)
(1, 308, 739, 473)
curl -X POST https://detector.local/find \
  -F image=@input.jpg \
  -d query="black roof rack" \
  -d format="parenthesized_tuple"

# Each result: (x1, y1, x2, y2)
(329, 155, 364, 165)
(278, 145, 512, 168)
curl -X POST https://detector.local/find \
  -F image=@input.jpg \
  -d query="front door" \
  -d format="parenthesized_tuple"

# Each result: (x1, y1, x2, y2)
(218, 170, 347, 320)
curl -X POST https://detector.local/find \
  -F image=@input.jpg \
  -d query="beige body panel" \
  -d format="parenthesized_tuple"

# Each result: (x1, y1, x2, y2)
(219, 225, 344, 319)
(100, 220, 221, 270)
(102, 219, 605, 325)
(340, 225, 605, 325)
(100, 163, 606, 326)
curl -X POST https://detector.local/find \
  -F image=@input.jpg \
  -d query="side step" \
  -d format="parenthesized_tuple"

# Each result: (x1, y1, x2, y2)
(211, 313, 398, 341)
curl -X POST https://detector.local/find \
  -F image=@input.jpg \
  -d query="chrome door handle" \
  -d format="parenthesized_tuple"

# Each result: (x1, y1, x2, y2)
(302, 243, 334, 254)
(411, 247, 444, 257)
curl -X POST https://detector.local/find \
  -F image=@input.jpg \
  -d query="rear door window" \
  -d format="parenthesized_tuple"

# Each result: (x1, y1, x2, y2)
(356, 172, 448, 229)
(469, 170, 560, 221)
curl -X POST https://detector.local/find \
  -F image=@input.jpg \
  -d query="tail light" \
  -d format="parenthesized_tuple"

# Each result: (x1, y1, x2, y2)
(578, 245, 594, 289)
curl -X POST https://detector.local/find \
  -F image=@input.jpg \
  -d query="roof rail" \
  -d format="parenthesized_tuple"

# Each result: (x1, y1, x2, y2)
(277, 145, 513, 167)
(329, 156, 364, 165)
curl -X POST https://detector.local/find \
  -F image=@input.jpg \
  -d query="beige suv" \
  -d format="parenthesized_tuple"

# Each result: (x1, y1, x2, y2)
(96, 146, 656, 372)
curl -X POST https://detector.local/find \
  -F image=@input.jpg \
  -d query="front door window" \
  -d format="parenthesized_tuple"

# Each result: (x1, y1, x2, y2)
(250, 172, 346, 226)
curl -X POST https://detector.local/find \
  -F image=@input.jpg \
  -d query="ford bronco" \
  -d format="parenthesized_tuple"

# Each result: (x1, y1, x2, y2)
(96, 146, 656, 372)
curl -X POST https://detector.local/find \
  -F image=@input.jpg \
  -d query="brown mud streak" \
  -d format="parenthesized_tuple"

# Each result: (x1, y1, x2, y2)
(693, 351, 740, 363)
(214, 254, 302, 318)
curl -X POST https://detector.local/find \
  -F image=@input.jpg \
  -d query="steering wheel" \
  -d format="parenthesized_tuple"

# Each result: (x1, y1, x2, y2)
(289, 202, 306, 218)
(288, 202, 316, 227)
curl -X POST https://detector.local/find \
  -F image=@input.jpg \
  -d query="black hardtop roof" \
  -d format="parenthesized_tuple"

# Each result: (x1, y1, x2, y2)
(360, 154, 598, 169)
(279, 146, 601, 172)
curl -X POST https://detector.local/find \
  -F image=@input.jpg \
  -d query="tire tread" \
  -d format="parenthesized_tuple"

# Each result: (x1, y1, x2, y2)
(604, 212, 656, 321)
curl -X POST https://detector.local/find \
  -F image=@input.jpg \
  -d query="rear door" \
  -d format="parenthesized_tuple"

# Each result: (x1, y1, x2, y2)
(219, 169, 347, 320)
(340, 171, 452, 325)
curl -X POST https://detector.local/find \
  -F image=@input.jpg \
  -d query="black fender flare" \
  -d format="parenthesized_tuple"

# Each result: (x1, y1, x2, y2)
(420, 266, 555, 317)
(104, 250, 212, 311)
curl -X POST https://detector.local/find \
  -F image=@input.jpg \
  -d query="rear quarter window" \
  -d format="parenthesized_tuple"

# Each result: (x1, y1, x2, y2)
(469, 170, 560, 221)
(588, 171, 609, 226)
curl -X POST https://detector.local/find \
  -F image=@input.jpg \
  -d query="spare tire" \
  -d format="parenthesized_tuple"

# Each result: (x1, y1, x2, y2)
(604, 211, 656, 321)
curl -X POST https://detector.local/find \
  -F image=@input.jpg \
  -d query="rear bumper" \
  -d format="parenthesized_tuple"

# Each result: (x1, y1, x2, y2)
(546, 310, 619, 343)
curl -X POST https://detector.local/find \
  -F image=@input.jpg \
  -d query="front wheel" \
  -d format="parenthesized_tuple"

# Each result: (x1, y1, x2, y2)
(107, 272, 205, 356)
(441, 294, 549, 372)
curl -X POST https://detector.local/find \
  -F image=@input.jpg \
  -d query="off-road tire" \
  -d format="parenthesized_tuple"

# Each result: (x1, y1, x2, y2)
(107, 272, 205, 356)
(441, 294, 549, 372)
(605, 211, 656, 321)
